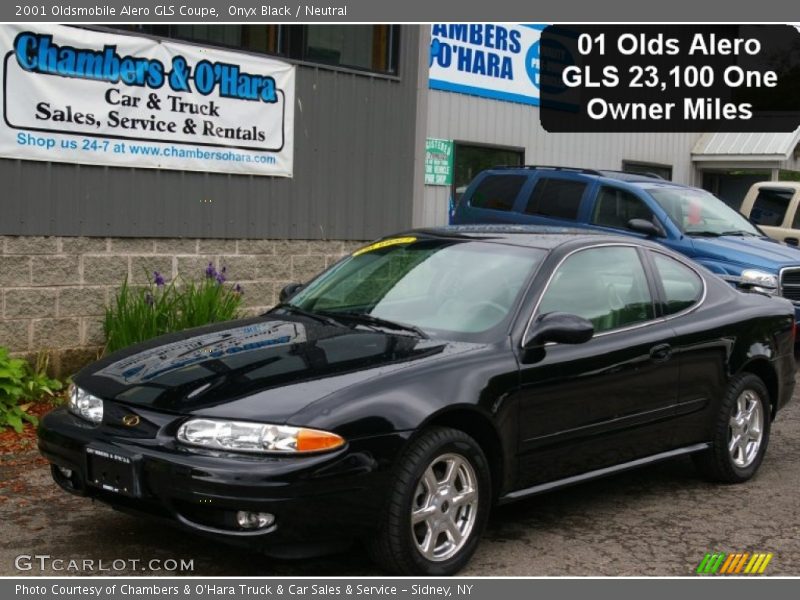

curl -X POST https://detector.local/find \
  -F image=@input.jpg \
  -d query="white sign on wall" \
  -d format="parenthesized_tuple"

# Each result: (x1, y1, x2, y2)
(429, 24, 546, 106)
(0, 24, 295, 176)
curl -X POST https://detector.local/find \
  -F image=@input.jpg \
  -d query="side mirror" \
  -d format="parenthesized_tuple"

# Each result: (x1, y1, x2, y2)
(279, 282, 305, 303)
(627, 218, 663, 238)
(523, 312, 594, 348)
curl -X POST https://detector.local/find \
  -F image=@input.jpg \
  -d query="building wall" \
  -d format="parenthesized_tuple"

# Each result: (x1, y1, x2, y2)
(0, 27, 421, 374)
(0, 235, 362, 374)
(421, 90, 705, 226)
(0, 27, 421, 242)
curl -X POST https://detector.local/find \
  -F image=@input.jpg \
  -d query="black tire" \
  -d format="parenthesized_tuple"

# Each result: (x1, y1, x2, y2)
(693, 373, 772, 483)
(366, 427, 491, 575)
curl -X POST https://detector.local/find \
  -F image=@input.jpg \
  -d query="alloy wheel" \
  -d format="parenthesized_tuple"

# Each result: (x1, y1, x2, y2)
(410, 452, 479, 562)
(728, 389, 764, 468)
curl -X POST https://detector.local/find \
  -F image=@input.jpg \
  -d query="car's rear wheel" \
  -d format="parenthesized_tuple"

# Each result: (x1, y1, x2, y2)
(367, 427, 491, 575)
(693, 373, 771, 483)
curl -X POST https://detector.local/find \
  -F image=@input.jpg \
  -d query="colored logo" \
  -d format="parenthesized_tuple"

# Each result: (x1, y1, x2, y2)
(121, 414, 141, 427)
(696, 552, 773, 575)
(526, 37, 574, 95)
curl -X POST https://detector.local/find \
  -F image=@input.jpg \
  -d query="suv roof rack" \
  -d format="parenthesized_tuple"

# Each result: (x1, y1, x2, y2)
(598, 169, 665, 180)
(491, 165, 604, 175)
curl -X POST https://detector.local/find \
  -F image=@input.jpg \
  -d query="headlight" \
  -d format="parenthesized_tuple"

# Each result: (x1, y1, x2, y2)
(68, 384, 103, 424)
(739, 269, 779, 295)
(176, 419, 345, 454)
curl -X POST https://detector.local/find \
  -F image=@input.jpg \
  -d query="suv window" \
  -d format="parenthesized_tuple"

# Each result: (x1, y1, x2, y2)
(538, 246, 654, 334)
(592, 186, 654, 230)
(751, 188, 793, 227)
(525, 178, 586, 220)
(792, 204, 800, 230)
(651, 253, 703, 315)
(469, 174, 526, 211)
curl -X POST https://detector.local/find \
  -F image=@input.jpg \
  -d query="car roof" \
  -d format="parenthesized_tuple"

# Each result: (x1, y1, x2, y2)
(404, 225, 652, 251)
(750, 181, 800, 189)
(482, 165, 697, 192)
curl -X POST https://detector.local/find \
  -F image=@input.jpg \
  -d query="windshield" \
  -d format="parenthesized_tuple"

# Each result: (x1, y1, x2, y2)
(648, 187, 761, 237)
(287, 238, 545, 340)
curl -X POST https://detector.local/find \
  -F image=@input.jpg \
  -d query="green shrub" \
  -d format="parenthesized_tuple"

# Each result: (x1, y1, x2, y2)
(104, 265, 244, 354)
(0, 348, 63, 433)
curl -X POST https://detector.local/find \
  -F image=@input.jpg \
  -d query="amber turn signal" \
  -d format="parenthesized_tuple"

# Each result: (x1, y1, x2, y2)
(296, 428, 346, 453)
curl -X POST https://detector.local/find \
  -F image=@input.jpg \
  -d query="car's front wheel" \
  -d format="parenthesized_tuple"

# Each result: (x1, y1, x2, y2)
(693, 373, 771, 483)
(367, 427, 491, 575)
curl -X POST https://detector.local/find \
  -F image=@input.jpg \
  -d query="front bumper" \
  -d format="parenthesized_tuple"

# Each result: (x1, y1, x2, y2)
(38, 407, 410, 555)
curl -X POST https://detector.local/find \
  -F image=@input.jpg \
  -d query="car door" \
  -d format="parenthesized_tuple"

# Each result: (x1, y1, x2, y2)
(645, 249, 728, 446)
(511, 244, 680, 489)
(588, 184, 667, 238)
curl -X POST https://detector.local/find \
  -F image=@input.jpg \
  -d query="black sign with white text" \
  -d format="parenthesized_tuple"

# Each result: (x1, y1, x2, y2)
(539, 25, 800, 132)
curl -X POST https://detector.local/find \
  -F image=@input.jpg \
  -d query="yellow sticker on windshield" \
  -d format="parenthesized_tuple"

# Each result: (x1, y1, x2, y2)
(352, 237, 417, 256)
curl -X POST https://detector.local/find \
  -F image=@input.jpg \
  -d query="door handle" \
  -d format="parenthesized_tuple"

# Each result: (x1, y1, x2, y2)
(649, 344, 672, 363)
(786, 237, 799, 247)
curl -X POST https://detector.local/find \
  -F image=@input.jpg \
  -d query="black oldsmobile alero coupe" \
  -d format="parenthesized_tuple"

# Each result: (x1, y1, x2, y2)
(39, 226, 796, 575)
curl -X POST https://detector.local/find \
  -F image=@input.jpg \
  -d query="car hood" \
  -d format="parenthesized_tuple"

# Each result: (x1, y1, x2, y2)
(689, 235, 800, 271)
(75, 315, 468, 421)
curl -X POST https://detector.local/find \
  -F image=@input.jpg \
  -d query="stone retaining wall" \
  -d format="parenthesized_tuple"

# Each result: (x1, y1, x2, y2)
(0, 236, 362, 376)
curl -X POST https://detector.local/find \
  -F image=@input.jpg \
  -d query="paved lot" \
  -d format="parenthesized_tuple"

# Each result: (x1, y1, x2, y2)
(2, 376, 800, 577)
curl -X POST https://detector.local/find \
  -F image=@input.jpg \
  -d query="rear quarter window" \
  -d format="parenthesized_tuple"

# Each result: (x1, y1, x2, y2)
(652, 253, 703, 315)
(469, 175, 527, 211)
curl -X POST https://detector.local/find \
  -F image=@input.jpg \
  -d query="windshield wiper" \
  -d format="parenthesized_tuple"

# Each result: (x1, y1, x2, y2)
(719, 230, 760, 237)
(686, 230, 722, 237)
(270, 303, 345, 327)
(323, 311, 429, 339)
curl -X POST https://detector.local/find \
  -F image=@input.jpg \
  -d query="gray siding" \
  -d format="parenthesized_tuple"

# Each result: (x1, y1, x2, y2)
(420, 90, 703, 227)
(0, 27, 420, 241)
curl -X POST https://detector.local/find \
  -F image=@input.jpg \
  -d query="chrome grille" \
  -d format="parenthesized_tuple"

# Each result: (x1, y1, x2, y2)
(780, 268, 800, 303)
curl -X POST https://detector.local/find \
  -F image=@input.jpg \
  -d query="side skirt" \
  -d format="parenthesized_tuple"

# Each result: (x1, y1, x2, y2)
(499, 442, 711, 505)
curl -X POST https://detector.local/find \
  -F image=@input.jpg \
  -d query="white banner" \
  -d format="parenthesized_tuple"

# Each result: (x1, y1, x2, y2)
(0, 24, 295, 176)
(429, 24, 545, 106)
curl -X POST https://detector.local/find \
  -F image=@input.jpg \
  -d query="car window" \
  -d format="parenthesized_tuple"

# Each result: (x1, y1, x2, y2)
(524, 178, 586, 220)
(591, 186, 654, 229)
(792, 205, 800, 230)
(750, 188, 793, 227)
(538, 246, 655, 334)
(289, 239, 546, 340)
(469, 174, 527, 211)
(649, 187, 760, 236)
(651, 253, 703, 315)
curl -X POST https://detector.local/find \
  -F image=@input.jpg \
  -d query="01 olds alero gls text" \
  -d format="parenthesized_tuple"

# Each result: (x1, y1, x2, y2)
(38, 226, 796, 575)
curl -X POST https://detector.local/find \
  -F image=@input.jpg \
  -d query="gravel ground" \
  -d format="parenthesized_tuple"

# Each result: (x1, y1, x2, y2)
(1, 375, 799, 577)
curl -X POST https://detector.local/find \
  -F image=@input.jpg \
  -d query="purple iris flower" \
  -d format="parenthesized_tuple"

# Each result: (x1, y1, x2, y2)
(233, 283, 244, 295)
(153, 271, 165, 287)
(205, 262, 217, 279)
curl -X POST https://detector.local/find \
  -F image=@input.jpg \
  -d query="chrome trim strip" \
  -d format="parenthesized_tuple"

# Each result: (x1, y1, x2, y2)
(174, 512, 278, 537)
(718, 274, 742, 284)
(499, 443, 711, 504)
(521, 242, 708, 346)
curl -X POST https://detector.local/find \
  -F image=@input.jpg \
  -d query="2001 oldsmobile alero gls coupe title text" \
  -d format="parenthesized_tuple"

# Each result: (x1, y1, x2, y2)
(38, 227, 795, 575)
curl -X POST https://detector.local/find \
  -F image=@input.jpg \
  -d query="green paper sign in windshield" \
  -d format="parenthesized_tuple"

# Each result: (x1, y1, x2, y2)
(425, 138, 453, 186)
